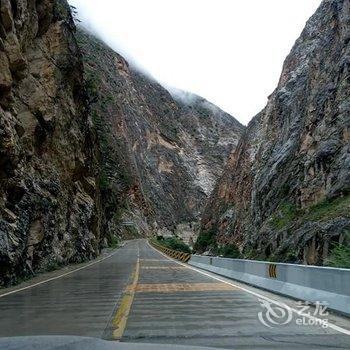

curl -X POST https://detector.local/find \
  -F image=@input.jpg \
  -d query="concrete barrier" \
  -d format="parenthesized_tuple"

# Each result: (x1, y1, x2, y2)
(188, 255, 350, 316)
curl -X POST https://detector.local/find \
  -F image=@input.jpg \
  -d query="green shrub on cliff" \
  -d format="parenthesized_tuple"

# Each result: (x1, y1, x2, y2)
(218, 244, 241, 259)
(108, 235, 120, 249)
(156, 236, 191, 254)
(327, 243, 350, 269)
(193, 228, 217, 253)
(327, 231, 350, 268)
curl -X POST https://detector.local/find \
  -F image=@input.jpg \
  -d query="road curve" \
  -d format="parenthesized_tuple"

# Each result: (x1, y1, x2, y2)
(0, 239, 349, 349)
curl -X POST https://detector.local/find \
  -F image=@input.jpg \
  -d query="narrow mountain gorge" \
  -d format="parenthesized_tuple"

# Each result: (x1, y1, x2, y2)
(76, 30, 244, 242)
(0, 0, 243, 286)
(197, 0, 350, 265)
(1, 0, 349, 287)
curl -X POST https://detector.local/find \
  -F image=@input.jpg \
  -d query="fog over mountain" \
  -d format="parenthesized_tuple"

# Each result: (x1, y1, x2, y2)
(69, 0, 321, 124)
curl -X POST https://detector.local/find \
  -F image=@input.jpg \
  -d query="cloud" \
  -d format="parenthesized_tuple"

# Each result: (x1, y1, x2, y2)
(68, 0, 322, 125)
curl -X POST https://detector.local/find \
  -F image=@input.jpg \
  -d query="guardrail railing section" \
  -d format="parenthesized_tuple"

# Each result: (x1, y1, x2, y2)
(150, 240, 191, 263)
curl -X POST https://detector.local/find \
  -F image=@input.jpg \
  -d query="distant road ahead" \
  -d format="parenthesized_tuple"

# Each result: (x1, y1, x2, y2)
(0, 239, 349, 349)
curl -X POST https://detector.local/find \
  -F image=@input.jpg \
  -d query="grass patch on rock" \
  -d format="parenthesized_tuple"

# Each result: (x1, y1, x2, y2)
(270, 202, 298, 230)
(269, 194, 350, 231)
(304, 195, 350, 222)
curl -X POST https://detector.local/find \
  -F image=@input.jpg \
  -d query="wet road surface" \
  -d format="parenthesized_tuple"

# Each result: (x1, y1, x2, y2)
(0, 239, 349, 349)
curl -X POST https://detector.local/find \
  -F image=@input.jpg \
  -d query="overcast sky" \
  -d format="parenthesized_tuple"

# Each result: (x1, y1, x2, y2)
(69, 0, 322, 125)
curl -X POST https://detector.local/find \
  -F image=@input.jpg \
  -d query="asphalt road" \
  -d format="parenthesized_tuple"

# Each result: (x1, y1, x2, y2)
(0, 239, 349, 349)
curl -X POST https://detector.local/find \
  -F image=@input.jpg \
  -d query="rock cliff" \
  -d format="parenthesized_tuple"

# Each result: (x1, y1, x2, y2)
(0, 0, 243, 286)
(0, 0, 103, 286)
(198, 0, 350, 265)
(76, 30, 244, 241)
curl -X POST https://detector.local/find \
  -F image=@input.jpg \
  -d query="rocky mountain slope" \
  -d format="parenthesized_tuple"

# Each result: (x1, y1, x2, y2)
(0, 0, 104, 286)
(197, 0, 350, 265)
(0, 0, 243, 286)
(76, 29, 244, 241)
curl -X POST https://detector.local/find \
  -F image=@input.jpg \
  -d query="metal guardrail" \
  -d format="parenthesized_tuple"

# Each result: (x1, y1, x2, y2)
(149, 240, 191, 263)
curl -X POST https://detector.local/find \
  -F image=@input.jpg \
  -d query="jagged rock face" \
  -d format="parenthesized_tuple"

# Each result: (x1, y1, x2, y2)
(0, 0, 101, 286)
(173, 92, 244, 197)
(77, 30, 244, 238)
(199, 0, 350, 265)
(0, 1, 243, 286)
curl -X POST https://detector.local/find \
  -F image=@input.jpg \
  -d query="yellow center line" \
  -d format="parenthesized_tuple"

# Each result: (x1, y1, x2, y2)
(112, 258, 140, 341)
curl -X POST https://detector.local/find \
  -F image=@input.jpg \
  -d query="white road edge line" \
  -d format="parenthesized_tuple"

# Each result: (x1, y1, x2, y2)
(147, 241, 350, 336)
(0, 248, 122, 299)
